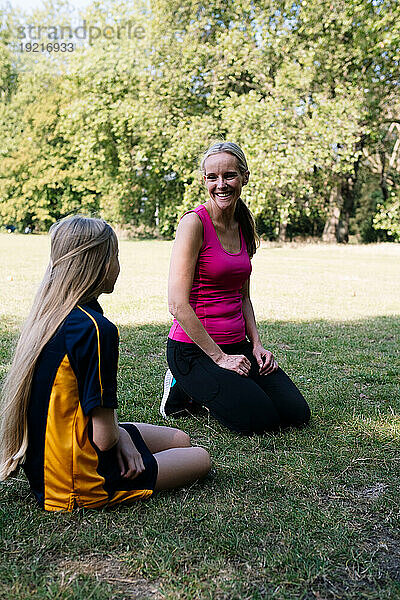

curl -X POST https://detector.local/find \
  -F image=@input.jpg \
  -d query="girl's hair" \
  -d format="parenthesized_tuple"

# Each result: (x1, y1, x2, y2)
(0, 215, 117, 480)
(200, 141, 260, 257)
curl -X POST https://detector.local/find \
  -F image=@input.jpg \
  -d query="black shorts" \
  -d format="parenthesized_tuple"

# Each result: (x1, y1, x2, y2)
(118, 423, 159, 492)
(95, 423, 158, 502)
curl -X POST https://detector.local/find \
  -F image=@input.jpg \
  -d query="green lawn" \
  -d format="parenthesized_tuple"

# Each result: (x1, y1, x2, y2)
(0, 234, 399, 600)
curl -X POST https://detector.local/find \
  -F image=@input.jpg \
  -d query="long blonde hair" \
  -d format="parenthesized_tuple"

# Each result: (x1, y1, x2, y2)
(200, 141, 260, 257)
(0, 215, 118, 480)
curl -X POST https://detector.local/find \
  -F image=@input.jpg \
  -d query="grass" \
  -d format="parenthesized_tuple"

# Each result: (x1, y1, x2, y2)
(0, 233, 399, 600)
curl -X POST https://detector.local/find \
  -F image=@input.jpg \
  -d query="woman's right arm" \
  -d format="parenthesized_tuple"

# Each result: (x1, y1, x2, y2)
(168, 214, 251, 376)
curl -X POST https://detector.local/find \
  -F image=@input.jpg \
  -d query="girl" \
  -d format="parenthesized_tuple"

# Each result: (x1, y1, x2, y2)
(0, 216, 210, 511)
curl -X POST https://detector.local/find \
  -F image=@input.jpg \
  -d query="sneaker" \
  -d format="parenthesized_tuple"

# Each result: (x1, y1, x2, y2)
(160, 369, 176, 417)
(160, 369, 198, 418)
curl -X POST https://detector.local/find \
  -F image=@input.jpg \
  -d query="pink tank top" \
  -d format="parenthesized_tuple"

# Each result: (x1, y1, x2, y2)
(168, 204, 252, 344)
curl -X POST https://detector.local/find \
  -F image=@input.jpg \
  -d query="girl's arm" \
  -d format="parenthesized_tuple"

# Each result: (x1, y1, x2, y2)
(169, 213, 251, 376)
(241, 278, 278, 375)
(91, 406, 119, 450)
(91, 407, 144, 478)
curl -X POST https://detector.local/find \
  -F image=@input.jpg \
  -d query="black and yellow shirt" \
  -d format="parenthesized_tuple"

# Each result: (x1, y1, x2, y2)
(23, 300, 155, 512)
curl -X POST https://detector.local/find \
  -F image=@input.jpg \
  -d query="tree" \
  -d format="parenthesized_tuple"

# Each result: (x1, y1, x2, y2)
(1, 0, 399, 241)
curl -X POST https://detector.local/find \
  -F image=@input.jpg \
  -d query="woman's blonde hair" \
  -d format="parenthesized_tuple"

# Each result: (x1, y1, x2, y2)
(0, 215, 117, 480)
(200, 141, 259, 257)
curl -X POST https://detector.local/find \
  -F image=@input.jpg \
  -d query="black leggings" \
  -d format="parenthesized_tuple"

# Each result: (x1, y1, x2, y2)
(167, 338, 311, 435)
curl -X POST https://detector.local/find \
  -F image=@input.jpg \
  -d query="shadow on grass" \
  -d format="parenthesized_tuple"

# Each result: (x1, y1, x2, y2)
(114, 315, 399, 426)
(0, 315, 399, 600)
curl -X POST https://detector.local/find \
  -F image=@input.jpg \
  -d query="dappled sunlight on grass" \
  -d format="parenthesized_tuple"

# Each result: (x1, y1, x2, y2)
(344, 413, 400, 440)
(0, 236, 399, 599)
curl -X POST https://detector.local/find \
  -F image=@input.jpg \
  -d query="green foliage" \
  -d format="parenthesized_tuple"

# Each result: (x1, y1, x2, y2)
(0, 0, 399, 240)
(374, 190, 400, 240)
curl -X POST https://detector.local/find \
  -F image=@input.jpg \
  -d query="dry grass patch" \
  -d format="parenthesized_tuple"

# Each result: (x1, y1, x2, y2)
(56, 554, 162, 600)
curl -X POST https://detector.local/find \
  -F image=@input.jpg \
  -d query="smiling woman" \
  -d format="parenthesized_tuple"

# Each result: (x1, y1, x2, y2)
(160, 141, 311, 435)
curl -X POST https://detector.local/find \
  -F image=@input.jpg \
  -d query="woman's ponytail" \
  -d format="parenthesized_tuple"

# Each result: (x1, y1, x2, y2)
(234, 197, 259, 258)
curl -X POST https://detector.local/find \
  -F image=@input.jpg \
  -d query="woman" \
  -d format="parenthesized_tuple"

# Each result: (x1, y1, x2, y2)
(0, 216, 210, 511)
(160, 142, 310, 435)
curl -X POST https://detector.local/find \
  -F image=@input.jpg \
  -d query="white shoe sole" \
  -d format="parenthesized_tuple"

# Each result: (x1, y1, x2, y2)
(160, 369, 174, 418)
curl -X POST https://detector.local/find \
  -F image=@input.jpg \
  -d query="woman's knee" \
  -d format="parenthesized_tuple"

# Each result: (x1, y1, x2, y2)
(286, 388, 311, 426)
(227, 396, 281, 435)
(280, 396, 311, 428)
(296, 400, 311, 426)
(212, 411, 278, 436)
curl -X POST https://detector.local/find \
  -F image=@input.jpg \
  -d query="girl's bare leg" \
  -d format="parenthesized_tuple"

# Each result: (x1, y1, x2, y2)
(154, 447, 211, 490)
(130, 422, 192, 453)
(121, 422, 211, 490)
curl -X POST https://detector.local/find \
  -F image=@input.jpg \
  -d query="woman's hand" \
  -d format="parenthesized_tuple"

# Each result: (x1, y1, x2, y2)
(214, 352, 251, 376)
(116, 427, 145, 480)
(252, 343, 278, 376)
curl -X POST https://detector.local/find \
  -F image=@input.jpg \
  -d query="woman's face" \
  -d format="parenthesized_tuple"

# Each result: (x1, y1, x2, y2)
(203, 152, 248, 212)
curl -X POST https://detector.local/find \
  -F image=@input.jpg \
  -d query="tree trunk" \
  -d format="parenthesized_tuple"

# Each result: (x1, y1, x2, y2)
(322, 185, 342, 242)
(278, 206, 289, 242)
(323, 140, 362, 242)
(338, 177, 356, 243)
(278, 220, 288, 241)
(379, 150, 389, 202)
(323, 177, 356, 243)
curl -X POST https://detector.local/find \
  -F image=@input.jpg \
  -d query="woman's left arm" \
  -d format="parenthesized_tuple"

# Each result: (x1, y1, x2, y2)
(241, 278, 278, 375)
